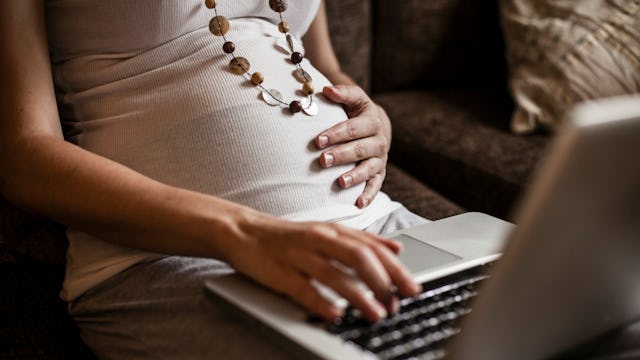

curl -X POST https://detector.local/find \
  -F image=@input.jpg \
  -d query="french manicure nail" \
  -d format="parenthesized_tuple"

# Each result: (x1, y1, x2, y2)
(342, 175, 353, 187)
(323, 153, 334, 167)
(375, 304, 388, 319)
(318, 135, 329, 148)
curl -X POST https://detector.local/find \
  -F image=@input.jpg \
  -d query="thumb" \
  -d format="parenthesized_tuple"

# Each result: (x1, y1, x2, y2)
(322, 85, 372, 112)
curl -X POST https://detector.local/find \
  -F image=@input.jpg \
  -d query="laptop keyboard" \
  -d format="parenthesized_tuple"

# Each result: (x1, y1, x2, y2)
(325, 265, 489, 360)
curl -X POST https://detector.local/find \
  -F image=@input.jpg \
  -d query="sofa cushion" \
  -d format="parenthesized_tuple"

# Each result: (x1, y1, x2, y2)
(0, 264, 94, 359)
(0, 197, 68, 265)
(383, 163, 465, 221)
(377, 89, 549, 220)
(325, 0, 372, 92)
(372, 0, 508, 93)
(501, 0, 640, 133)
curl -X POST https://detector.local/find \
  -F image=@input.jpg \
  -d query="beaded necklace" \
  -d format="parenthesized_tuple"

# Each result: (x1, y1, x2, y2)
(204, 0, 318, 116)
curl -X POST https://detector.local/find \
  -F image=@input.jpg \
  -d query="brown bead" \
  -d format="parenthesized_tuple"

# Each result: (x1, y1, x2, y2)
(229, 57, 250, 75)
(302, 82, 314, 95)
(269, 0, 287, 12)
(278, 21, 290, 33)
(251, 72, 264, 85)
(289, 100, 302, 113)
(223, 41, 235, 54)
(204, 0, 216, 9)
(291, 52, 303, 64)
(209, 16, 229, 36)
(286, 34, 294, 52)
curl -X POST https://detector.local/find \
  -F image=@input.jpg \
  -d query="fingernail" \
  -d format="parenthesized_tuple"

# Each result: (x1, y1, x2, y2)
(317, 135, 329, 148)
(374, 303, 388, 319)
(387, 296, 400, 314)
(413, 282, 423, 294)
(323, 153, 334, 167)
(329, 306, 344, 320)
(361, 197, 370, 207)
(341, 175, 353, 187)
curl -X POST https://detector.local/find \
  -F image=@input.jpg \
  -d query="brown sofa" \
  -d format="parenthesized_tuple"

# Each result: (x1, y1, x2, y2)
(0, 0, 637, 358)
(326, 0, 550, 222)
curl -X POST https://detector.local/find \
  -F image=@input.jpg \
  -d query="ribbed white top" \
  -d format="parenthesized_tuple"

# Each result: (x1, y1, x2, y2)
(46, 1, 399, 301)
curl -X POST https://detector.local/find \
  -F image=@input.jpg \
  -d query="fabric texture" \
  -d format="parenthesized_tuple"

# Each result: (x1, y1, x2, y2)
(382, 164, 465, 221)
(376, 89, 549, 220)
(0, 197, 67, 265)
(45, 0, 321, 61)
(0, 264, 95, 359)
(69, 207, 428, 360)
(501, 0, 640, 133)
(373, 0, 508, 93)
(324, 0, 372, 92)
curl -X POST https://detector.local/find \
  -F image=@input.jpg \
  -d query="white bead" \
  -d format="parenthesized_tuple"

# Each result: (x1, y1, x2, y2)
(301, 97, 318, 116)
(261, 89, 284, 106)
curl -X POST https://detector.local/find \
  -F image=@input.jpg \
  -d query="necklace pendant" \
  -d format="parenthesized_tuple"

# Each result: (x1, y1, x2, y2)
(286, 34, 295, 53)
(300, 97, 318, 116)
(293, 68, 312, 83)
(261, 89, 284, 106)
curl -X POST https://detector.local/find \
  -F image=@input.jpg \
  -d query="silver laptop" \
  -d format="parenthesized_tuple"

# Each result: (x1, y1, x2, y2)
(204, 95, 640, 360)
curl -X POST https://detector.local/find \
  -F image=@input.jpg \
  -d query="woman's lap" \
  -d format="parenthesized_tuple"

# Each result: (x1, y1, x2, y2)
(70, 207, 430, 359)
(70, 256, 291, 360)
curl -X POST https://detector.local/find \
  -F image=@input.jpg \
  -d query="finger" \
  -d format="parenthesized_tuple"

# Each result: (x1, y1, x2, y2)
(370, 243, 422, 298)
(315, 116, 382, 149)
(290, 251, 388, 322)
(322, 85, 375, 117)
(265, 264, 344, 321)
(338, 158, 385, 189)
(376, 237, 402, 255)
(361, 225, 403, 255)
(319, 136, 387, 168)
(341, 230, 418, 309)
(335, 227, 419, 301)
(303, 225, 395, 309)
(356, 172, 385, 209)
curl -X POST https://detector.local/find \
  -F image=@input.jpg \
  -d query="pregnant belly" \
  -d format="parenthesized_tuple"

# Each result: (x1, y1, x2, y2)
(61, 20, 364, 217)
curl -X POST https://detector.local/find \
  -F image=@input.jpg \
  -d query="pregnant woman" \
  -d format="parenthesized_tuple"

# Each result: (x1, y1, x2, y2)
(0, 1, 427, 358)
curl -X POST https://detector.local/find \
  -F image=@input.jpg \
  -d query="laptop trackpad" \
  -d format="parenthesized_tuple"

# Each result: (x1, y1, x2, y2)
(391, 234, 461, 273)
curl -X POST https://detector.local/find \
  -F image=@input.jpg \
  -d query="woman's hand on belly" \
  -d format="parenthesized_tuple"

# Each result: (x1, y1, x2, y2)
(226, 215, 420, 323)
(315, 85, 392, 208)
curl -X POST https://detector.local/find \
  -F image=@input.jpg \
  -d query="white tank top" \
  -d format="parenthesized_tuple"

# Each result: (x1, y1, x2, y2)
(46, 0, 399, 301)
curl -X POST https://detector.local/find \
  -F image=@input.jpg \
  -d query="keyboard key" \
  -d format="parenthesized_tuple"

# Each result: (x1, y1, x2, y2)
(325, 264, 492, 358)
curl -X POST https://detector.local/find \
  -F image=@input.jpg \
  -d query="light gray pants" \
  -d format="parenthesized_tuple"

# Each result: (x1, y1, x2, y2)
(70, 207, 429, 359)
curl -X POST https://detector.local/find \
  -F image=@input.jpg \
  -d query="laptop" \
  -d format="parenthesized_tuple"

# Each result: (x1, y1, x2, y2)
(204, 95, 640, 360)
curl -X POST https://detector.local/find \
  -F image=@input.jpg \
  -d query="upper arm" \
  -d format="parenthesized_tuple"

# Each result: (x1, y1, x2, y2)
(302, 1, 345, 82)
(0, 0, 63, 144)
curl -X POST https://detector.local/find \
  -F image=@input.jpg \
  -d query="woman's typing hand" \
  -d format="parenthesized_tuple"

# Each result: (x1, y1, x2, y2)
(316, 85, 392, 208)
(225, 216, 420, 323)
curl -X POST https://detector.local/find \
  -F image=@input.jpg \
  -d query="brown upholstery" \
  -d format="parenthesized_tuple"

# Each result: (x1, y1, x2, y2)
(372, 0, 509, 93)
(324, 0, 372, 92)
(377, 89, 550, 220)
(383, 164, 465, 221)
(327, 0, 547, 220)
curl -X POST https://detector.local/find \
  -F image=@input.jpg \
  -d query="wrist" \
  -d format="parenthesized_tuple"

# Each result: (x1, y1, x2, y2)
(150, 186, 267, 263)
(197, 197, 278, 267)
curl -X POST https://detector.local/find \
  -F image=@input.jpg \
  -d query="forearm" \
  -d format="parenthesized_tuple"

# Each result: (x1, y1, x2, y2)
(324, 69, 356, 87)
(1, 135, 267, 261)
